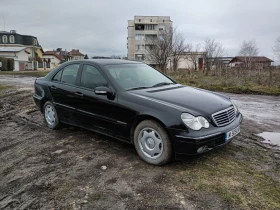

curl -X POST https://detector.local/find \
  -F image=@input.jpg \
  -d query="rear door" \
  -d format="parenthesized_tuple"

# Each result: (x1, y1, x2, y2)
(48, 63, 81, 124)
(73, 64, 128, 140)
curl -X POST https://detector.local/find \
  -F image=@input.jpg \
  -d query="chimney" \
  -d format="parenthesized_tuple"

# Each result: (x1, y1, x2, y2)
(77, 49, 79, 52)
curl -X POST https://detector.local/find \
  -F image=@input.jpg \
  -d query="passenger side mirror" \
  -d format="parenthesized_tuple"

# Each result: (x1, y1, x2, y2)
(94, 86, 114, 97)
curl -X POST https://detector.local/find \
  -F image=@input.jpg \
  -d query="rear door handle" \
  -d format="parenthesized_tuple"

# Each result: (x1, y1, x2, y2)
(75, 92, 83, 97)
(51, 85, 57, 90)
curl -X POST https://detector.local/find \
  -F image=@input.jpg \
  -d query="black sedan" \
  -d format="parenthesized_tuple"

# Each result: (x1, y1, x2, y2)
(33, 59, 242, 165)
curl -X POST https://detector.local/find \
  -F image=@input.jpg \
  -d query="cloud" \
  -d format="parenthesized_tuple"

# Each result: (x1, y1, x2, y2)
(0, 0, 279, 59)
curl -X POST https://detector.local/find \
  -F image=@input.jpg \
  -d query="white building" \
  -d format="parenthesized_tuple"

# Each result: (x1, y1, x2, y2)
(167, 52, 206, 71)
(69, 49, 84, 60)
(0, 47, 34, 71)
(42, 51, 64, 70)
(127, 16, 172, 64)
(0, 30, 43, 70)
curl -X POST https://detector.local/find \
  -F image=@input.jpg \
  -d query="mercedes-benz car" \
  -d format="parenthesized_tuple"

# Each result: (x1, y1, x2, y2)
(33, 59, 242, 165)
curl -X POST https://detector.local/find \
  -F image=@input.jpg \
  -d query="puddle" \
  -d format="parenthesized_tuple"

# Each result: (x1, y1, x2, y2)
(257, 132, 280, 147)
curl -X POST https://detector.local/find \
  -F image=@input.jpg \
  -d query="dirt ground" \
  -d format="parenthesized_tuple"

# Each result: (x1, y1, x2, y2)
(1, 76, 280, 210)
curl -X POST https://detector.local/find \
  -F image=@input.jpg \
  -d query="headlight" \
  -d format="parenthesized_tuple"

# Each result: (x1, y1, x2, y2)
(181, 113, 210, 131)
(232, 102, 239, 114)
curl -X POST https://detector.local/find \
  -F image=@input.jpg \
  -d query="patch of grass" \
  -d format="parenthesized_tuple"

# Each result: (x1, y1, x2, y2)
(168, 70, 280, 95)
(54, 182, 74, 199)
(0, 71, 50, 78)
(0, 85, 12, 90)
(182, 153, 280, 209)
(88, 192, 103, 201)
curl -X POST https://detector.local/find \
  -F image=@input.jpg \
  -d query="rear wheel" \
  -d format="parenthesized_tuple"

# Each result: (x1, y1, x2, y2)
(134, 120, 172, 165)
(43, 101, 61, 129)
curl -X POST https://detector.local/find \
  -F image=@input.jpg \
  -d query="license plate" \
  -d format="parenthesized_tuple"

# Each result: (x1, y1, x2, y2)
(225, 126, 240, 141)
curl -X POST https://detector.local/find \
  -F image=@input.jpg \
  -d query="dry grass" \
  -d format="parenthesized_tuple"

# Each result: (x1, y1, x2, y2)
(0, 85, 12, 90)
(181, 148, 280, 209)
(168, 68, 280, 95)
(0, 70, 50, 78)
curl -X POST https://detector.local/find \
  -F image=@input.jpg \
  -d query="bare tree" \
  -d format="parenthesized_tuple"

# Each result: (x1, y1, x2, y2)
(110, 55, 122, 59)
(203, 38, 225, 72)
(273, 36, 280, 62)
(171, 30, 190, 71)
(185, 43, 202, 71)
(145, 27, 174, 72)
(238, 40, 259, 68)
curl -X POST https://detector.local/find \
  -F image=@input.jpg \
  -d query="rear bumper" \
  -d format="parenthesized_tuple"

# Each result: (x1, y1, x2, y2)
(167, 113, 243, 159)
(33, 94, 43, 112)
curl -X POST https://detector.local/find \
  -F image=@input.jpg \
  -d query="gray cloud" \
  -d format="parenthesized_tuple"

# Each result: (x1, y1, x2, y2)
(1, 0, 279, 60)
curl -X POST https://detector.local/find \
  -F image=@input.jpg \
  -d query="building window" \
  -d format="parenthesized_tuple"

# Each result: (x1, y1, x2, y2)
(2, 35, 7, 43)
(9, 35, 15, 43)
(34, 38, 38, 45)
(135, 24, 144, 30)
(163, 20, 165, 23)
(136, 45, 145, 50)
(145, 34, 157, 41)
(145, 24, 156, 30)
(145, 45, 154, 50)
(159, 26, 165, 31)
(135, 54, 144, 61)
(150, 19, 152, 22)
(135, 34, 145, 40)
(139, 19, 141, 22)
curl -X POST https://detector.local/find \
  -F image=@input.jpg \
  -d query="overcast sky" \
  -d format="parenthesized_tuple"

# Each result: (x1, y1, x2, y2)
(0, 0, 279, 60)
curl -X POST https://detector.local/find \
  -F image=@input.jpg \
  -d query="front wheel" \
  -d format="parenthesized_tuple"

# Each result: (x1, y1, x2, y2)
(43, 101, 61, 129)
(134, 120, 173, 165)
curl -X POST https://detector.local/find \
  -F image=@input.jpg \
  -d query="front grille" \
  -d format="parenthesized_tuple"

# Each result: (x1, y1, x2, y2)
(212, 106, 236, 127)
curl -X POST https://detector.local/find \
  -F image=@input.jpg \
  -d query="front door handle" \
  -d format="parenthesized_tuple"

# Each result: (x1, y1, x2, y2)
(75, 92, 83, 97)
(51, 85, 57, 90)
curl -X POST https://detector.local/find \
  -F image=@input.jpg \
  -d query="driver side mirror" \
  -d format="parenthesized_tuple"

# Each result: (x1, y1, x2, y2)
(94, 86, 114, 97)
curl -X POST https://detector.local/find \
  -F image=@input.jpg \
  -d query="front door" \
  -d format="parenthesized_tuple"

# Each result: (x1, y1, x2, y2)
(73, 64, 128, 140)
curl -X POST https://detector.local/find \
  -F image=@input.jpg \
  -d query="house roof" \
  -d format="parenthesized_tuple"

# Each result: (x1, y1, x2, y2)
(44, 51, 64, 61)
(70, 49, 84, 56)
(230, 56, 274, 63)
(0, 47, 26, 52)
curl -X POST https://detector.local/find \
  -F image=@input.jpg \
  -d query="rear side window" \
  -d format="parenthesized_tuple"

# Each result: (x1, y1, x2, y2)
(81, 65, 108, 89)
(61, 64, 80, 85)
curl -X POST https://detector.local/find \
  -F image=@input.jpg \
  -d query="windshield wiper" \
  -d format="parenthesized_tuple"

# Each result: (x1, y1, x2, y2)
(152, 82, 174, 87)
(127, 86, 151, 91)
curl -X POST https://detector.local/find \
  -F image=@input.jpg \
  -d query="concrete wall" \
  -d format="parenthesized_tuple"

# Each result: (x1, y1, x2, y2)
(167, 53, 206, 71)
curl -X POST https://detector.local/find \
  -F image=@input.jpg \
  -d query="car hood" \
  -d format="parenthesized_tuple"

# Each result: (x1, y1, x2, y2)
(130, 85, 232, 116)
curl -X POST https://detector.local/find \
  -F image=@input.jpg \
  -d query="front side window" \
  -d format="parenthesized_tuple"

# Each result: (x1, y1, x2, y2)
(52, 70, 62, 82)
(81, 65, 108, 89)
(2, 35, 7, 43)
(9, 35, 15, 43)
(105, 64, 174, 90)
(61, 64, 80, 85)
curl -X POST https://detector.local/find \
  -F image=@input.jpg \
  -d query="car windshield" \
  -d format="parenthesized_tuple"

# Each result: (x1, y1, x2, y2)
(105, 64, 175, 90)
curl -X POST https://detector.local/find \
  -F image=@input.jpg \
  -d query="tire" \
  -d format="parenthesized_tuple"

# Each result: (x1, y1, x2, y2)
(134, 120, 173, 165)
(43, 101, 61, 129)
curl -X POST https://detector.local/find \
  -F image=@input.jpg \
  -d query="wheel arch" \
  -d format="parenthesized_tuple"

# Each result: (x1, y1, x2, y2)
(129, 114, 168, 144)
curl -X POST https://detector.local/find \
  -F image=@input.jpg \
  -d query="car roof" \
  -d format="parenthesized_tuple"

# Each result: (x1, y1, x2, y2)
(76, 59, 143, 65)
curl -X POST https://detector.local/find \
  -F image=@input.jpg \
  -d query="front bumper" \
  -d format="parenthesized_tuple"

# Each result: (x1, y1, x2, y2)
(167, 113, 243, 159)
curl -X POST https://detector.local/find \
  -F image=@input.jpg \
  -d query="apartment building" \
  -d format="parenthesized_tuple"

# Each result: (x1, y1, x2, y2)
(127, 16, 172, 64)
